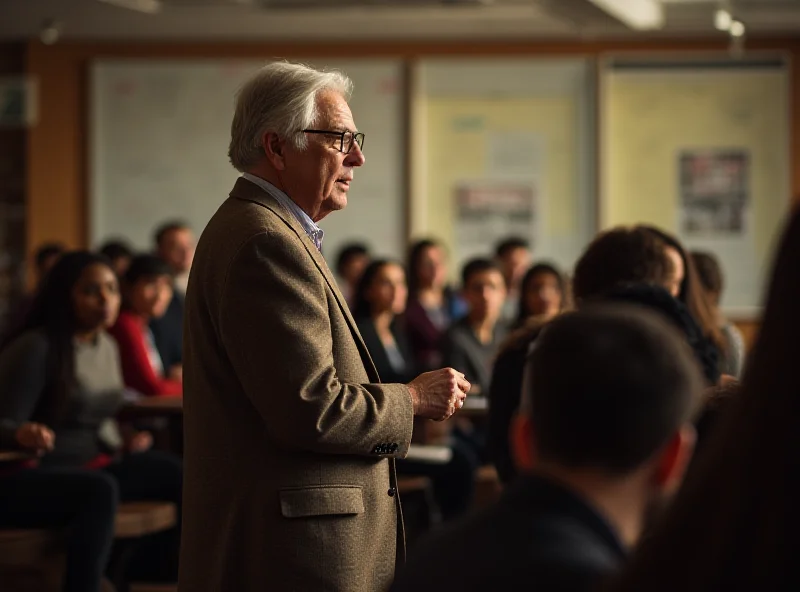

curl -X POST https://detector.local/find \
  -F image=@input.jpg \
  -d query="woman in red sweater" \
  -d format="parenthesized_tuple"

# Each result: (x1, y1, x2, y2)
(110, 255, 182, 397)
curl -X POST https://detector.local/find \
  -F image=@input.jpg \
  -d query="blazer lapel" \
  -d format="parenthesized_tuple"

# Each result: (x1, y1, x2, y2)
(230, 178, 381, 381)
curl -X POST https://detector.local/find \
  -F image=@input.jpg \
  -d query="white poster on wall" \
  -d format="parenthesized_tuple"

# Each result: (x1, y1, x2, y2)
(678, 149, 750, 237)
(454, 181, 537, 264)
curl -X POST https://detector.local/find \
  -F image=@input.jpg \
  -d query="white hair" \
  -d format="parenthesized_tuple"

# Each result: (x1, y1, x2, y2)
(228, 61, 353, 172)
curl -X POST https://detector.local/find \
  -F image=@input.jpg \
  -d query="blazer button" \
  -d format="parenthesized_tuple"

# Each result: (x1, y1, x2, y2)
(387, 487, 396, 497)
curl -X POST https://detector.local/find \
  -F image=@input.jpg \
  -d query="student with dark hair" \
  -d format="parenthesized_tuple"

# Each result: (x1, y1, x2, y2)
(150, 221, 194, 375)
(442, 258, 508, 395)
(489, 226, 714, 486)
(690, 250, 745, 377)
(4, 242, 66, 338)
(572, 227, 674, 300)
(99, 239, 134, 278)
(0, 251, 183, 590)
(405, 239, 467, 371)
(34, 242, 66, 281)
(514, 262, 566, 328)
(393, 306, 702, 592)
(352, 260, 413, 384)
(610, 210, 800, 592)
(335, 242, 370, 308)
(639, 226, 725, 366)
(353, 260, 475, 520)
(495, 236, 532, 321)
(109, 255, 182, 397)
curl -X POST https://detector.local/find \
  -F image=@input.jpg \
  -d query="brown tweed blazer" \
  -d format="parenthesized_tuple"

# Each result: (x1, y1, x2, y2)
(178, 178, 414, 592)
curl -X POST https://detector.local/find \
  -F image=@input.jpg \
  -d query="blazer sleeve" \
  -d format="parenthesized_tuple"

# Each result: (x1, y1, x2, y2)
(110, 315, 182, 397)
(219, 232, 414, 458)
(0, 331, 50, 448)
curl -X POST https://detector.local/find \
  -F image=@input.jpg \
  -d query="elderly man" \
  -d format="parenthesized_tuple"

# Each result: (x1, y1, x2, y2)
(179, 62, 470, 592)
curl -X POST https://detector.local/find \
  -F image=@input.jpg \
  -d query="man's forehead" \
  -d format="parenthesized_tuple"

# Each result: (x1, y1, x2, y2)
(316, 90, 356, 129)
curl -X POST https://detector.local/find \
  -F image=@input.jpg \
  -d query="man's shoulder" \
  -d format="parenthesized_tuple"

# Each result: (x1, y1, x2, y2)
(197, 196, 304, 266)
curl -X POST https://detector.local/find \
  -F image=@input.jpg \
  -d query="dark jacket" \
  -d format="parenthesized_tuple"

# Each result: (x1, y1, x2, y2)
(488, 322, 546, 484)
(355, 316, 415, 384)
(391, 474, 626, 592)
(150, 291, 184, 371)
(405, 289, 466, 372)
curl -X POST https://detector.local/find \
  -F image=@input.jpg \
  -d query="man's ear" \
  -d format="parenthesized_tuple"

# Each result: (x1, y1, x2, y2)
(652, 425, 696, 495)
(511, 412, 537, 473)
(263, 132, 287, 171)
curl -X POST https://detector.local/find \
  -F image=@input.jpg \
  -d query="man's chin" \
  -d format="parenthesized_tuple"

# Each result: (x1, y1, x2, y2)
(316, 196, 347, 222)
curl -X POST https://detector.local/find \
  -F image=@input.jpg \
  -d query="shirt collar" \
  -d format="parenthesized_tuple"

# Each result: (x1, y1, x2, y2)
(241, 173, 324, 250)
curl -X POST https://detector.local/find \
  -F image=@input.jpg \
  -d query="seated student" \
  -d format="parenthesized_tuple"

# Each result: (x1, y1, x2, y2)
(109, 255, 182, 396)
(639, 226, 724, 372)
(392, 306, 702, 592)
(690, 250, 745, 378)
(0, 252, 182, 590)
(335, 242, 370, 310)
(441, 258, 508, 395)
(353, 260, 476, 520)
(4, 242, 65, 339)
(353, 260, 413, 383)
(512, 262, 566, 329)
(610, 210, 800, 592)
(495, 236, 532, 322)
(489, 227, 686, 485)
(99, 239, 134, 278)
(405, 239, 467, 372)
(149, 221, 194, 376)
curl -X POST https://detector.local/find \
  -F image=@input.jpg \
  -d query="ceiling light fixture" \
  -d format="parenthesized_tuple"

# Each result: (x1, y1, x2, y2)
(587, 0, 664, 30)
(729, 19, 745, 38)
(97, 0, 162, 14)
(714, 8, 732, 31)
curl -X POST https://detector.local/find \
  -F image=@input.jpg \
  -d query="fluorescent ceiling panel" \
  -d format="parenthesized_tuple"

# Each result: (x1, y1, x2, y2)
(588, 0, 664, 30)
(97, 0, 162, 14)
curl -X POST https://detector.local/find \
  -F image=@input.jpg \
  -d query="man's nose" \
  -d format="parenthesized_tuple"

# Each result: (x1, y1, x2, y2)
(345, 142, 365, 167)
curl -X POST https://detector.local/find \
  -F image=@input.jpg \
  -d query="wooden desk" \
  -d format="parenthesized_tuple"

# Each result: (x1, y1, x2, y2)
(120, 396, 183, 417)
(0, 450, 34, 463)
(460, 395, 488, 418)
(119, 397, 184, 454)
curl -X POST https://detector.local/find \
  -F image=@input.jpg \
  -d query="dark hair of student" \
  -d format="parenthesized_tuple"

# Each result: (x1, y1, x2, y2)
(460, 258, 503, 289)
(494, 236, 530, 259)
(124, 254, 173, 286)
(407, 239, 440, 296)
(335, 242, 370, 277)
(1, 251, 114, 425)
(638, 226, 726, 355)
(690, 250, 724, 303)
(598, 283, 720, 386)
(526, 305, 703, 473)
(351, 259, 402, 320)
(572, 227, 674, 302)
(34, 242, 66, 272)
(153, 220, 190, 247)
(515, 262, 565, 326)
(99, 240, 134, 262)
(611, 210, 800, 591)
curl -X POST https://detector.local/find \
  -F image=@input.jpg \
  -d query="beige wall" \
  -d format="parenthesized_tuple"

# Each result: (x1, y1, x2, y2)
(25, 38, 800, 291)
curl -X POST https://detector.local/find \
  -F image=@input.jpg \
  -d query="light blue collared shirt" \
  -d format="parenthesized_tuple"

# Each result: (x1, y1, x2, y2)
(241, 173, 324, 251)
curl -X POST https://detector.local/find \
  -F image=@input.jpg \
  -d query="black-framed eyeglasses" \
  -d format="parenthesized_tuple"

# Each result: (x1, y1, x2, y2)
(301, 129, 365, 154)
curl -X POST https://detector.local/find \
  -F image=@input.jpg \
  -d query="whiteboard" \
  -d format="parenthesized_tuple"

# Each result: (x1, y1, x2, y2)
(90, 59, 405, 264)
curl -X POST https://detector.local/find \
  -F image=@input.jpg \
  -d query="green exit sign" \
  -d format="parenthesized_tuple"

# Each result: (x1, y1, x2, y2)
(0, 78, 37, 127)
